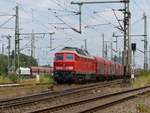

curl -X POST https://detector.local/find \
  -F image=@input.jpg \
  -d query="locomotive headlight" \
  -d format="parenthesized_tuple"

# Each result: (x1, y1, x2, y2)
(55, 66, 63, 70)
(65, 66, 74, 70)
(55, 66, 73, 70)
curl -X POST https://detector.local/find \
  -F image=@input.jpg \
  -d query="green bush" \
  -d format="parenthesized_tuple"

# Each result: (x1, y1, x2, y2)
(7, 74, 20, 83)
(38, 75, 54, 84)
(0, 76, 11, 84)
(0, 54, 8, 74)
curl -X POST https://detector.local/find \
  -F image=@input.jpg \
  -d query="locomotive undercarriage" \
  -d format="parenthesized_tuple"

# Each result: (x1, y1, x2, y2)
(54, 70, 122, 84)
(54, 71, 98, 83)
(54, 71, 75, 83)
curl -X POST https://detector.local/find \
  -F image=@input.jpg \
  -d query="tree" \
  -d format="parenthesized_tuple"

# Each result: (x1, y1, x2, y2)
(19, 53, 38, 67)
(0, 53, 38, 75)
(0, 54, 8, 75)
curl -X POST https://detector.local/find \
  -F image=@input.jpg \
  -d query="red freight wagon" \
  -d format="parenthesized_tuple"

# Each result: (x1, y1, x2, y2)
(30, 66, 53, 76)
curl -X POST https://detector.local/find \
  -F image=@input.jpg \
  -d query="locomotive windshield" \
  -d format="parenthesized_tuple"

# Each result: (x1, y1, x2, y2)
(66, 54, 74, 60)
(55, 54, 63, 60)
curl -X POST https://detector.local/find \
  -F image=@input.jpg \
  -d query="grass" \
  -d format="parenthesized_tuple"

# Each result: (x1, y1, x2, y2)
(38, 75, 55, 84)
(0, 74, 55, 85)
(136, 103, 150, 113)
(0, 73, 20, 84)
(0, 83, 50, 100)
(132, 71, 150, 87)
(0, 74, 54, 100)
(0, 76, 12, 84)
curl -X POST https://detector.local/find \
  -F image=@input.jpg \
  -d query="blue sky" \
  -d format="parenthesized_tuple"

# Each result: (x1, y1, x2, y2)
(0, 0, 149, 68)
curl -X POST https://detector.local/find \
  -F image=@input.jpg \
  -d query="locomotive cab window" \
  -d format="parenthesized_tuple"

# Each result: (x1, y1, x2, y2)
(66, 54, 74, 60)
(55, 54, 64, 60)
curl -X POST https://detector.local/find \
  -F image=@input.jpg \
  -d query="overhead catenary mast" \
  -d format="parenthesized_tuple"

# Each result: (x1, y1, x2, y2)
(31, 9, 35, 58)
(49, 33, 55, 50)
(143, 12, 148, 71)
(14, 6, 20, 71)
(71, 0, 131, 77)
(84, 39, 87, 50)
(7, 35, 11, 72)
(102, 34, 105, 58)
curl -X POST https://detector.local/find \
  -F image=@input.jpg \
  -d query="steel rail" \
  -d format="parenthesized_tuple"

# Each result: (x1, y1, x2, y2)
(28, 86, 150, 113)
(0, 80, 122, 110)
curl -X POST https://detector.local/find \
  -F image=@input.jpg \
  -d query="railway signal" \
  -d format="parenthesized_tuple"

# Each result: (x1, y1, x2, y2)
(131, 43, 136, 80)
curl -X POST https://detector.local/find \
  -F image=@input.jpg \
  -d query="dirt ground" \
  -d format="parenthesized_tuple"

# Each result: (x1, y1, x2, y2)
(97, 94, 150, 113)
(0, 82, 129, 101)
(1, 83, 148, 113)
(0, 84, 84, 100)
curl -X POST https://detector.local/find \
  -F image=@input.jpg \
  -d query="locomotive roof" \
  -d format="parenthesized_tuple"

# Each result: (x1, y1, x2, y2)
(61, 47, 91, 57)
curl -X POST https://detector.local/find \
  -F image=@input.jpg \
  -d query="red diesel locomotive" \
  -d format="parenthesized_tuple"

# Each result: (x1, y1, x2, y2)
(53, 47, 123, 83)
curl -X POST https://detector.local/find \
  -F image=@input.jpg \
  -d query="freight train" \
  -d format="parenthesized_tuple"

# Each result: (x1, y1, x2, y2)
(16, 66, 53, 77)
(53, 47, 124, 83)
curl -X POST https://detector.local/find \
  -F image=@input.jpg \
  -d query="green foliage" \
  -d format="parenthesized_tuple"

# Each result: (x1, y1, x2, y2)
(0, 76, 11, 84)
(0, 54, 8, 75)
(19, 54, 38, 67)
(0, 74, 20, 84)
(7, 74, 20, 83)
(136, 103, 150, 113)
(138, 71, 150, 77)
(38, 75, 54, 84)
(0, 53, 38, 75)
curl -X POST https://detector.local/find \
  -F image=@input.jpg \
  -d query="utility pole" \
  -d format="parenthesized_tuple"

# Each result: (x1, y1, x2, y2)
(115, 36, 118, 54)
(119, 49, 122, 63)
(31, 9, 35, 58)
(31, 29, 35, 58)
(84, 39, 87, 50)
(143, 12, 148, 71)
(7, 35, 11, 72)
(123, 0, 131, 77)
(116, 36, 118, 57)
(104, 41, 113, 60)
(49, 33, 55, 49)
(113, 34, 118, 62)
(79, 4, 82, 34)
(1, 36, 5, 54)
(2, 41, 4, 54)
(49, 32, 55, 66)
(112, 32, 118, 55)
(102, 34, 105, 58)
(111, 42, 113, 60)
(104, 43, 107, 59)
(14, 6, 19, 70)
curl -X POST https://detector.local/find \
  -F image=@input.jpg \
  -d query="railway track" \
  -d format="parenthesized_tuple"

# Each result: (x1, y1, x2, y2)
(0, 80, 122, 113)
(0, 83, 50, 88)
(28, 85, 150, 113)
(0, 83, 30, 88)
